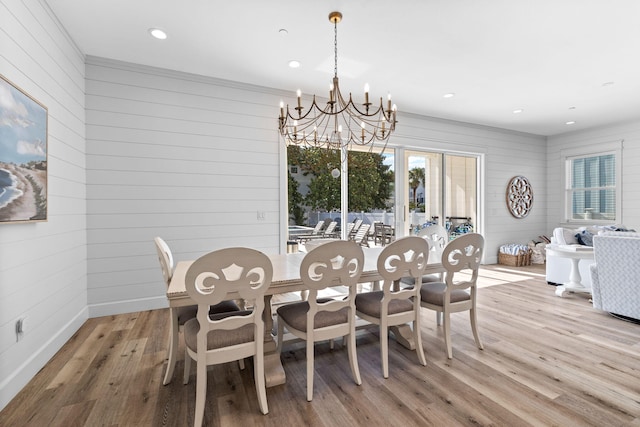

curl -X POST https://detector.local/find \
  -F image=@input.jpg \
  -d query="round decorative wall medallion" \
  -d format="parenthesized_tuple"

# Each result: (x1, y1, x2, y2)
(506, 175, 533, 218)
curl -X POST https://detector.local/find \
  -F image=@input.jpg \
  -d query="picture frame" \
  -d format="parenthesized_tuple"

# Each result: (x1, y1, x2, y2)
(0, 74, 48, 223)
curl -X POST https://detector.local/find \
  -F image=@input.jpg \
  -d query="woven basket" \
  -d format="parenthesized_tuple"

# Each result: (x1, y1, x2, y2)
(498, 249, 531, 267)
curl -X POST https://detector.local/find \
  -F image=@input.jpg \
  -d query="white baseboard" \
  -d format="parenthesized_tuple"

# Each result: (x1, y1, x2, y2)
(88, 296, 168, 318)
(0, 307, 88, 411)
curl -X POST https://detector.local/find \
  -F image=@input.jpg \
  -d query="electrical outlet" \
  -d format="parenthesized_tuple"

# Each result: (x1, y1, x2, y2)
(257, 211, 266, 221)
(15, 317, 26, 341)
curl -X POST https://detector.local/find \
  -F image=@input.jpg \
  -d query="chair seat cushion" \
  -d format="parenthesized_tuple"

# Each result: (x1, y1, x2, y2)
(183, 310, 254, 350)
(176, 300, 240, 325)
(400, 274, 442, 286)
(420, 282, 470, 306)
(355, 291, 413, 318)
(211, 299, 241, 314)
(177, 305, 198, 324)
(276, 298, 347, 332)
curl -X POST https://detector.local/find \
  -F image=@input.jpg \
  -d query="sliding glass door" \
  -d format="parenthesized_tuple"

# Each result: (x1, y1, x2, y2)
(285, 144, 479, 246)
(286, 145, 395, 241)
(406, 150, 479, 239)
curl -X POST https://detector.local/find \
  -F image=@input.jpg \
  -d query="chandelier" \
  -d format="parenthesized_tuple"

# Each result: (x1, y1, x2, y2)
(278, 11, 397, 149)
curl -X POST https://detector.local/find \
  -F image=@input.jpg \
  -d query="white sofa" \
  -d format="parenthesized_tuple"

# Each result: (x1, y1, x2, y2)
(545, 226, 597, 288)
(590, 232, 640, 320)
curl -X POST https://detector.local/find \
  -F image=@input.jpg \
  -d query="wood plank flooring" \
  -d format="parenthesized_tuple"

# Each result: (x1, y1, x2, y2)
(2, 263, 639, 426)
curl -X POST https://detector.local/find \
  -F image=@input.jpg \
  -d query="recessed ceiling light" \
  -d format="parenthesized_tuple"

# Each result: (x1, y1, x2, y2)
(565, 121, 576, 125)
(568, 106, 576, 110)
(443, 93, 455, 98)
(513, 109, 523, 114)
(602, 81, 615, 87)
(149, 28, 167, 40)
(279, 28, 289, 35)
(288, 60, 301, 68)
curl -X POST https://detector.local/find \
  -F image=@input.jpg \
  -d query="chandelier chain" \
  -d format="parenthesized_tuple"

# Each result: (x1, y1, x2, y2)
(334, 18, 338, 78)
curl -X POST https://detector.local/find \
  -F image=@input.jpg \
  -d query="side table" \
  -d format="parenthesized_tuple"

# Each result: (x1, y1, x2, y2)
(545, 245, 595, 297)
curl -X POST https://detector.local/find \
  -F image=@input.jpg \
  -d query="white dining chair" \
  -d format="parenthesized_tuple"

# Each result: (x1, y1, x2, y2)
(402, 224, 450, 318)
(153, 237, 239, 385)
(420, 233, 485, 359)
(276, 240, 364, 401)
(182, 247, 272, 426)
(418, 224, 449, 255)
(355, 236, 429, 378)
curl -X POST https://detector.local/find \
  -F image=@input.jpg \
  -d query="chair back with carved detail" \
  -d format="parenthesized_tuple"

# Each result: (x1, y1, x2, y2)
(355, 236, 429, 378)
(183, 247, 272, 425)
(420, 233, 484, 359)
(276, 240, 364, 401)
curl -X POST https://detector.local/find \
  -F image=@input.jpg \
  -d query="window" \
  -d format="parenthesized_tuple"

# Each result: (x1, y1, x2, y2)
(564, 142, 621, 223)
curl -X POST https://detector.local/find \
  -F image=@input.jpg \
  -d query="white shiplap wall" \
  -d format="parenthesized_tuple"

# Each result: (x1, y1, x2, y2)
(85, 57, 283, 316)
(0, 0, 86, 410)
(547, 120, 640, 231)
(85, 58, 549, 318)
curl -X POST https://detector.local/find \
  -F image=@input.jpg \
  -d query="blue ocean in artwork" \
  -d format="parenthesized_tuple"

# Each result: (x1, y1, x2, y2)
(0, 169, 11, 187)
(0, 168, 21, 209)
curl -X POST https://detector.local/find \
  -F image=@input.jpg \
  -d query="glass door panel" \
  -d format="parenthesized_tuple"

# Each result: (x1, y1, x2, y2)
(406, 150, 479, 239)
(445, 154, 477, 238)
(286, 145, 395, 244)
(346, 146, 395, 242)
(406, 151, 443, 233)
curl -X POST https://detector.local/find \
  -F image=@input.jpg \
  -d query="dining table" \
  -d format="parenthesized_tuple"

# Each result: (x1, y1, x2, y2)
(167, 245, 444, 387)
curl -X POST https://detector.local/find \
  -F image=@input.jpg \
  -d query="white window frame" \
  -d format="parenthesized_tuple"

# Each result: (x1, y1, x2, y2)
(561, 141, 622, 224)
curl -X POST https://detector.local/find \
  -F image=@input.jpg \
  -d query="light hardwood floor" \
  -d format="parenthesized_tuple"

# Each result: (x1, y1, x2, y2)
(2, 264, 639, 426)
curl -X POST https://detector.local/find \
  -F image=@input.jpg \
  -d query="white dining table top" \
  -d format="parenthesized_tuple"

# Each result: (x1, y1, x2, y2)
(166, 245, 444, 307)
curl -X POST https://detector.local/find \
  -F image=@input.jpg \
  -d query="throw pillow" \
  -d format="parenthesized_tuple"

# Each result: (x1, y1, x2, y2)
(575, 230, 594, 246)
(560, 228, 579, 245)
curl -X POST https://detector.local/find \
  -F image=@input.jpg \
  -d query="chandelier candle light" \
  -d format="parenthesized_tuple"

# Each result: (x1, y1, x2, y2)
(278, 11, 397, 148)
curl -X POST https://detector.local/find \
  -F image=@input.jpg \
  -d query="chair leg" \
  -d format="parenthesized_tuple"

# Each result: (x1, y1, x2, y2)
(347, 331, 362, 385)
(163, 308, 180, 385)
(443, 313, 453, 359)
(238, 359, 246, 370)
(413, 319, 427, 367)
(306, 339, 315, 401)
(470, 308, 484, 350)
(254, 353, 269, 414)
(194, 357, 207, 427)
(183, 349, 191, 385)
(380, 323, 389, 379)
(436, 311, 443, 326)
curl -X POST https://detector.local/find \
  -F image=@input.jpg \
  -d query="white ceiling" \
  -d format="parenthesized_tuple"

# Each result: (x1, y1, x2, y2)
(46, 0, 640, 136)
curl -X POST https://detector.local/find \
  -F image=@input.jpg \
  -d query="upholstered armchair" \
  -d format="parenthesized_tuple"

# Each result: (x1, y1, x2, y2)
(590, 232, 640, 321)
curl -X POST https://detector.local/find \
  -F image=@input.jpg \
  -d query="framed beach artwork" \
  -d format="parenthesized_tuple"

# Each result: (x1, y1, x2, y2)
(0, 74, 48, 223)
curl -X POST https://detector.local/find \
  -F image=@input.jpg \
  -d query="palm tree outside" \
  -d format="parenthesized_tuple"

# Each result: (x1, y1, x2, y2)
(408, 167, 425, 208)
